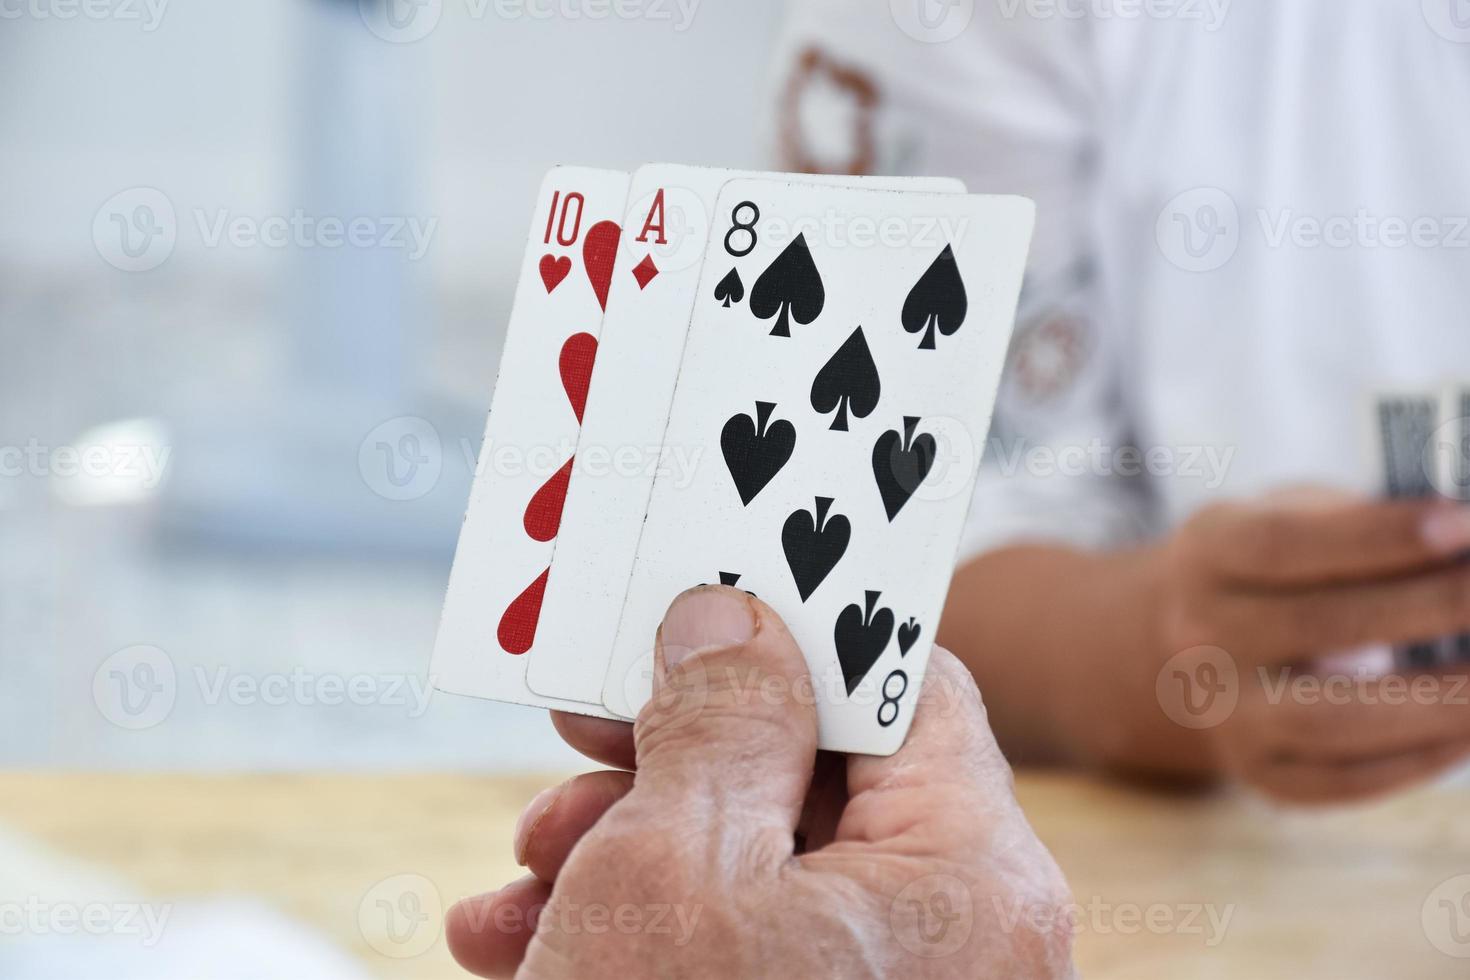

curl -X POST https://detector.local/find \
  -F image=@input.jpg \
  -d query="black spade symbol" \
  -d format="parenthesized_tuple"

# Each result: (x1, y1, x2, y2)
(834, 591, 895, 695)
(811, 327, 881, 432)
(872, 417, 938, 520)
(781, 497, 850, 602)
(902, 244, 968, 350)
(721, 401, 796, 506)
(897, 617, 922, 656)
(714, 571, 757, 597)
(714, 267, 744, 308)
(751, 233, 825, 337)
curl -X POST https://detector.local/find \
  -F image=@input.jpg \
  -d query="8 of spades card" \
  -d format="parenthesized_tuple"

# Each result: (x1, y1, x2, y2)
(601, 179, 1035, 754)
(529, 164, 963, 707)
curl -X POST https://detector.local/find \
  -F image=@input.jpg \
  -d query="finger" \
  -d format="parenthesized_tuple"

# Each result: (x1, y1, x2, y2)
(550, 712, 636, 771)
(1192, 495, 1470, 586)
(1211, 564, 1470, 663)
(794, 753, 848, 853)
(840, 647, 1021, 848)
(1242, 736, 1470, 805)
(514, 770, 635, 882)
(629, 585, 818, 854)
(445, 874, 552, 979)
(1235, 668, 1470, 760)
(1309, 644, 1394, 678)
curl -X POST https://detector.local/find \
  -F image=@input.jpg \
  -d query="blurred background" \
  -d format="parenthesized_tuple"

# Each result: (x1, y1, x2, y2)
(3, 0, 788, 773)
(3, 3, 791, 975)
(5, 2, 1470, 978)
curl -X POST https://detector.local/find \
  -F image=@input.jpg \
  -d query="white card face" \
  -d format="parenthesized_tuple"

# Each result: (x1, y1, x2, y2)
(1438, 385, 1470, 502)
(1377, 387, 1470, 670)
(602, 179, 1035, 754)
(528, 165, 966, 704)
(430, 166, 629, 719)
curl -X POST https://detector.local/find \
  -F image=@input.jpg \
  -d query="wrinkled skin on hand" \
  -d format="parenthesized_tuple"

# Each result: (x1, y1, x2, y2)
(447, 586, 1076, 979)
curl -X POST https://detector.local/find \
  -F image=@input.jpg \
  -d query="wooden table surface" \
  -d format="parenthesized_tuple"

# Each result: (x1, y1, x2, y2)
(1, 772, 1467, 978)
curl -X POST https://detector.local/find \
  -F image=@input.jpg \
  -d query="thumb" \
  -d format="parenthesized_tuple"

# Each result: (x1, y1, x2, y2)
(631, 585, 818, 848)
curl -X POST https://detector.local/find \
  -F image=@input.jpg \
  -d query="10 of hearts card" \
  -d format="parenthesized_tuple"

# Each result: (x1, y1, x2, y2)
(431, 164, 1034, 755)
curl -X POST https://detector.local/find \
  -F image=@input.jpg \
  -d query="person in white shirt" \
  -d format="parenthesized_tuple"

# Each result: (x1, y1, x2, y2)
(767, 0, 1470, 803)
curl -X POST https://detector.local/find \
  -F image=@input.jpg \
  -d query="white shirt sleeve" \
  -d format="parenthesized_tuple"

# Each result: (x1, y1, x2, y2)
(767, 0, 1156, 556)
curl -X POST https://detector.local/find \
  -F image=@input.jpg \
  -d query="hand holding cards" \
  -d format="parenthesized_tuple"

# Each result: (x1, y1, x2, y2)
(431, 164, 1035, 755)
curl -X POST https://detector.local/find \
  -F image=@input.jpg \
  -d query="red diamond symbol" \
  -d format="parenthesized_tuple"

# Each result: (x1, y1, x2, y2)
(632, 254, 659, 290)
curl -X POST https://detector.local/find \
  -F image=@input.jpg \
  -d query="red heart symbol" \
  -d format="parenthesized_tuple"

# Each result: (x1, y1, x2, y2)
(559, 332, 597, 424)
(524, 456, 574, 543)
(582, 221, 621, 312)
(497, 568, 549, 655)
(539, 254, 571, 293)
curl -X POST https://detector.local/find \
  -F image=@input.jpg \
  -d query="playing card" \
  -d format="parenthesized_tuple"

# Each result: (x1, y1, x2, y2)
(1436, 384, 1470, 662)
(601, 179, 1034, 754)
(1437, 384, 1470, 502)
(1376, 392, 1438, 501)
(528, 164, 965, 705)
(1374, 391, 1452, 669)
(430, 166, 629, 718)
